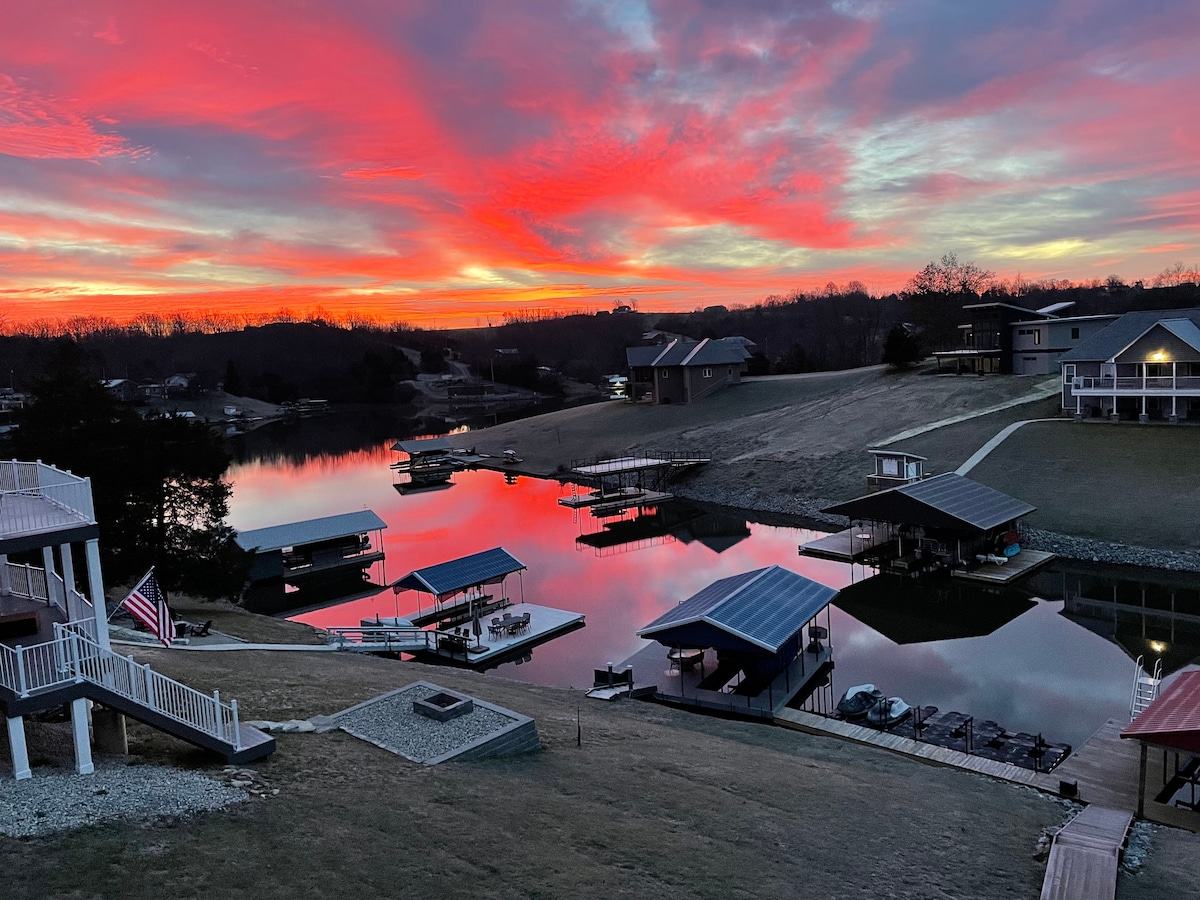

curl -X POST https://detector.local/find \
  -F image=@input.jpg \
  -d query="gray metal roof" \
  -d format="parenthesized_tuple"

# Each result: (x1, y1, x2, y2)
(391, 547, 526, 597)
(390, 436, 452, 455)
(637, 565, 838, 653)
(626, 338, 747, 369)
(1060, 308, 1200, 362)
(234, 510, 387, 552)
(823, 473, 1034, 532)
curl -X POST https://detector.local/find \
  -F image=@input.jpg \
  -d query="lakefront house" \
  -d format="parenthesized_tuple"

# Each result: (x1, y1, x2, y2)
(1059, 308, 1200, 422)
(626, 338, 750, 404)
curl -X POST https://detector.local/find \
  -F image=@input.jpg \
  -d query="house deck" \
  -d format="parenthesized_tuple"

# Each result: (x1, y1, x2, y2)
(0, 493, 93, 542)
(952, 549, 1057, 584)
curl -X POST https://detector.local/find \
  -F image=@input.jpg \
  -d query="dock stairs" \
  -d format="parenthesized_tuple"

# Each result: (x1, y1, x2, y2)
(0, 623, 273, 764)
(1039, 806, 1133, 900)
(1130, 655, 1162, 721)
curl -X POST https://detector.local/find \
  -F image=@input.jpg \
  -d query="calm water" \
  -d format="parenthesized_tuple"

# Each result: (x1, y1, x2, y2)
(227, 424, 1140, 748)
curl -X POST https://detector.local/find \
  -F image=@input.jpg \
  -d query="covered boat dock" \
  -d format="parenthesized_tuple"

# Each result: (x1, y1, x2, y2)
(624, 565, 838, 720)
(806, 473, 1054, 584)
(235, 510, 386, 585)
(389, 547, 527, 628)
(390, 437, 464, 490)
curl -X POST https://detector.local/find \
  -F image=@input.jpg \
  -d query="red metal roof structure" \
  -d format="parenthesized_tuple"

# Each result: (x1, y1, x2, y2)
(1122, 670, 1200, 754)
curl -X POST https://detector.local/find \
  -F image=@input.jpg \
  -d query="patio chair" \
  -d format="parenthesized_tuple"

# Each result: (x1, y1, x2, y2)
(188, 620, 213, 637)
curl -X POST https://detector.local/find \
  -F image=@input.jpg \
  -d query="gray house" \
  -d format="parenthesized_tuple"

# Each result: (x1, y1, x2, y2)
(626, 338, 749, 404)
(1060, 308, 1200, 422)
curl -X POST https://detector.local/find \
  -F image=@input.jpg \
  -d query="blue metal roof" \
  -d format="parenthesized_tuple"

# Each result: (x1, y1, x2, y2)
(234, 510, 387, 553)
(637, 566, 838, 653)
(391, 547, 526, 597)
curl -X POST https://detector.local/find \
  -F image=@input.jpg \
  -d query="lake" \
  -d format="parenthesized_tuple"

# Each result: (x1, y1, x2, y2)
(227, 420, 1145, 749)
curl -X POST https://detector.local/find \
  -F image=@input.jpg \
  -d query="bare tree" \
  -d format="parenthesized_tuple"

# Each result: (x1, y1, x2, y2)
(906, 252, 995, 296)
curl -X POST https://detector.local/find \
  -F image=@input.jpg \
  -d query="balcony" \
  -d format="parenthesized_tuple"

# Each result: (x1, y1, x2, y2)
(1072, 376, 1200, 397)
(0, 460, 96, 542)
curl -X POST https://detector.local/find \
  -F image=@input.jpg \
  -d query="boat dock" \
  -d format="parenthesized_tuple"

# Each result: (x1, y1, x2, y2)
(327, 602, 585, 670)
(606, 640, 833, 721)
(952, 549, 1057, 584)
(799, 527, 890, 563)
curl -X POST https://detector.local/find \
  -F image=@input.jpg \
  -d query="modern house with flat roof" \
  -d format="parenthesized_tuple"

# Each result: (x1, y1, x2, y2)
(626, 338, 749, 404)
(933, 301, 1117, 375)
(1059, 308, 1200, 422)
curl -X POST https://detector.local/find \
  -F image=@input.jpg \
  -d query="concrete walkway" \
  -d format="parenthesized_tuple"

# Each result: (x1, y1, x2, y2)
(954, 418, 1068, 476)
(875, 377, 1061, 447)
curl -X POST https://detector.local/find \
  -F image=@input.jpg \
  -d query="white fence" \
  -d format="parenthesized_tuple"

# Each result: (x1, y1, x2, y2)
(0, 624, 241, 750)
(2, 561, 92, 622)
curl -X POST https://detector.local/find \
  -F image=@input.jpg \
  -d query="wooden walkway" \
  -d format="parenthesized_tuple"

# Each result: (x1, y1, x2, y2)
(1049, 719, 1142, 811)
(1039, 805, 1132, 900)
(951, 549, 1057, 584)
(775, 708, 1059, 788)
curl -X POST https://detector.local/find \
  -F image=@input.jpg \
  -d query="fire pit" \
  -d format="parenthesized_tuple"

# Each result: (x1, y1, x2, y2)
(413, 690, 475, 722)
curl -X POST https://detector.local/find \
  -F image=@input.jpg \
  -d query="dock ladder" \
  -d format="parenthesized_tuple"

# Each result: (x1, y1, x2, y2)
(1130, 655, 1162, 721)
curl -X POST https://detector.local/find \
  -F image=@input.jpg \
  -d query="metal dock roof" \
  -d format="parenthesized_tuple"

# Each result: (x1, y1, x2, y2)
(391, 436, 453, 455)
(391, 547, 526, 598)
(638, 565, 837, 653)
(234, 510, 387, 552)
(823, 473, 1034, 532)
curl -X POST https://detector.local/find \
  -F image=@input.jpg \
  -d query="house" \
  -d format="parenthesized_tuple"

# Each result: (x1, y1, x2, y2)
(1059, 308, 1200, 422)
(626, 338, 749, 404)
(0, 459, 273, 779)
(933, 301, 1117, 375)
(102, 378, 140, 403)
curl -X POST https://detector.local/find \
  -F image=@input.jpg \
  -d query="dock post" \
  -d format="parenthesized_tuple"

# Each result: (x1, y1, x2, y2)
(606, 662, 614, 687)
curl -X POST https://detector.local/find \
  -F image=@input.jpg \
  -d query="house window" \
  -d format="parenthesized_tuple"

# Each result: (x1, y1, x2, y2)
(660, 369, 668, 379)
(1018, 328, 1042, 345)
(1070, 327, 1080, 340)
(702, 367, 712, 378)
(1063, 364, 1075, 383)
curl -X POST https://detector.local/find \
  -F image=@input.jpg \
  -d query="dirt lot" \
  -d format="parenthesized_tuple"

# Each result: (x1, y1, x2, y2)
(469, 366, 1198, 553)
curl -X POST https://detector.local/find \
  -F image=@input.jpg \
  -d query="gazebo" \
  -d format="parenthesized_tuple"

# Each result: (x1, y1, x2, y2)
(1122, 671, 1200, 819)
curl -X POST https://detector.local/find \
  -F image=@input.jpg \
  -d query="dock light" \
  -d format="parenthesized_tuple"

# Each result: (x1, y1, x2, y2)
(1150, 640, 1168, 654)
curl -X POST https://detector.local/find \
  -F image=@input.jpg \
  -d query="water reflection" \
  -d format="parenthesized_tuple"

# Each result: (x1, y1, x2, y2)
(226, 436, 1163, 748)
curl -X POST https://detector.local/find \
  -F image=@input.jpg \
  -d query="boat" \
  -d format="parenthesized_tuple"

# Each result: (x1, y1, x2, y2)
(836, 683, 885, 718)
(865, 697, 912, 728)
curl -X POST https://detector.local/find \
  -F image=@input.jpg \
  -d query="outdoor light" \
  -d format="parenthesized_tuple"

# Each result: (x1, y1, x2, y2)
(1150, 640, 1168, 654)
(1150, 350, 1168, 361)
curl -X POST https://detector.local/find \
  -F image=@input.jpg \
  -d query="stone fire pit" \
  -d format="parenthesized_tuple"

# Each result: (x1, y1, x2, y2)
(413, 690, 474, 722)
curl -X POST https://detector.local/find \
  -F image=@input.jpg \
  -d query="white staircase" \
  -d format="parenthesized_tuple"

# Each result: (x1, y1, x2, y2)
(1130, 655, 1162, 721)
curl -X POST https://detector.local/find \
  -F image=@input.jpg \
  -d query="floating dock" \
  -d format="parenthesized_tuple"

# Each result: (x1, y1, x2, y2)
(327, 602, 585, 670)
(799, 527, 890, 563)
(605, 641, 833, 721)
(951, 549, 1057, 584)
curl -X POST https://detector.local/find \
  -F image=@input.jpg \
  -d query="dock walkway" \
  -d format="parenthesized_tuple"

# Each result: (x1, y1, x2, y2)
(1039, 805, 1132, 900)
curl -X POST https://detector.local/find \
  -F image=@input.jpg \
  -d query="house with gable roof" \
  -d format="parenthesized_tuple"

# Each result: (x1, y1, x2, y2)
(1060, 308, 1200, 422)
(626, 338, 749, 404)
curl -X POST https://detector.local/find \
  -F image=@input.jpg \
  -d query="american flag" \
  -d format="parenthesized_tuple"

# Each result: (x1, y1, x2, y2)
(121, 570, 174, 647)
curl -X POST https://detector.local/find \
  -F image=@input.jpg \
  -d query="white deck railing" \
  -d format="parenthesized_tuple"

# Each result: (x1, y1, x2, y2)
(0, 459, 95, 528)
(1072, 375, 1200, 394)
(0, 624, 241, 750)
(2, 561, 92, 621)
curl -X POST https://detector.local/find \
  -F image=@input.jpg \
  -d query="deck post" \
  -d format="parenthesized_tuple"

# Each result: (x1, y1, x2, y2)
(6, 716, 31, 780)
(0, 554, 9, 595)
(231, 699, 242, 749)
(41, 546, 59, 606)
(1137, 743, 1147, 818)
(84, 539, 110, 651)
(15, 646, 27, 697)
(70, 697, 94, 775)
(60, 543, 76, 617)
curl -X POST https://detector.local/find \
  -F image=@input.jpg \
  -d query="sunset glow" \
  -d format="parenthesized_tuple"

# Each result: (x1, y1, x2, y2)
(3, 1, 1199, 327)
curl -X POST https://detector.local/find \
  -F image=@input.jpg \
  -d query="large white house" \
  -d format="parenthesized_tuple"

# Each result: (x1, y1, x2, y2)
(0, 459, 273, 780)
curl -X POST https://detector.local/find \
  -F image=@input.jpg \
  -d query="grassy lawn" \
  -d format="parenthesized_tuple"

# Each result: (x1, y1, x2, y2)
(967, 422, 1200, 551)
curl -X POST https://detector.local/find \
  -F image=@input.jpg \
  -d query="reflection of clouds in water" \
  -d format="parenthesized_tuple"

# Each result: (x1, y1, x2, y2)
(230, 453, 1132, 746)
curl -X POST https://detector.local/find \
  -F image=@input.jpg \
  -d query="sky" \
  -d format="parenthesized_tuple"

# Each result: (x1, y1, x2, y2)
(2, 0, 1199, 329)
